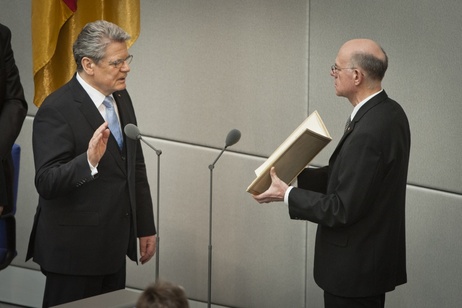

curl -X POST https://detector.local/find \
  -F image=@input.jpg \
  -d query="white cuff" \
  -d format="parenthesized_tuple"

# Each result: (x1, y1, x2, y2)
(284, 186, 294, 205)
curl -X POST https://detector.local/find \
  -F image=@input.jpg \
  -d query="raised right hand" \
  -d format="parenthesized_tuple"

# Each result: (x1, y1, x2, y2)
(87, 122, 110, 166)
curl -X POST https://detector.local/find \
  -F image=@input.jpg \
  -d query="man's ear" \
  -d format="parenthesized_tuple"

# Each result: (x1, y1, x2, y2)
(353, 68, 364, 86)
(82, 57, 94, 75)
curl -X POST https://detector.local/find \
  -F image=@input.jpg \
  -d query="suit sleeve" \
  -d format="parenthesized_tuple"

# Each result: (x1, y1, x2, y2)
(0, 25, 27, 158)
(0, 25, 27, 212)
(120, 91, 156, 237)
(33, 104, 94, 200)
(134, 140, 156, 236)
(288, 127, 384, 228)
(297, 166, 328, 194)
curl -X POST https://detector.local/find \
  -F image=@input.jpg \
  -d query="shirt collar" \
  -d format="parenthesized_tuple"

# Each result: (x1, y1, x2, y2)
(76, 72, 112, 108)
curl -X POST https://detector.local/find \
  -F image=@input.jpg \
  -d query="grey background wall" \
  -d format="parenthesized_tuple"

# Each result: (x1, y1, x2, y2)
(1, 0, 461, 307)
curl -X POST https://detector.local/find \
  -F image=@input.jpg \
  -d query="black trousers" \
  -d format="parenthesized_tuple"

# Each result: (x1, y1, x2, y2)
(41, 263, 126, 308)
(324, 291, 386, 308)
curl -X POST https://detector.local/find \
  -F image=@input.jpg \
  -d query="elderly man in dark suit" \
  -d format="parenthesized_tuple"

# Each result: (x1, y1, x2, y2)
(0, 23, 27, 218)
(26, 20, 156, 307)
(253, 39, 410, 308)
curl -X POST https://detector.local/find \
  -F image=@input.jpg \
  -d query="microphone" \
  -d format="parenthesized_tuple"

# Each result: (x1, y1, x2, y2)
(225, 128, 241, 147)
(209, 129, 241, 169)
(124, 123, 162, 155)
(124, 123, 141, 140)
(207, 128, 241, 308)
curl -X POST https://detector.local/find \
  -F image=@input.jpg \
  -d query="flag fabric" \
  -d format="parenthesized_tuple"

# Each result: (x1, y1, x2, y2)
(31, 0, 140, 107)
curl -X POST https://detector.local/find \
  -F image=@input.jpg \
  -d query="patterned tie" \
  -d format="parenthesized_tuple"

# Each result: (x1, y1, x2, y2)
(344, 116, 351, 132)
(102, 96, 124, 150)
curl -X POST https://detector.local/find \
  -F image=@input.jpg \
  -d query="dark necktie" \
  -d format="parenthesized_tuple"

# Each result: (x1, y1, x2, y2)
(102, 96, 124, 150)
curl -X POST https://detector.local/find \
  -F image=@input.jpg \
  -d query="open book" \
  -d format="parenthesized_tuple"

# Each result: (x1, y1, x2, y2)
(246, 110, 332, 195)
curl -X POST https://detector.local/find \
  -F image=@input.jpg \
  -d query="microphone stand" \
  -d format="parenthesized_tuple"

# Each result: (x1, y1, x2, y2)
(207, 146, 228, 308)
(140, 138, 162, 281)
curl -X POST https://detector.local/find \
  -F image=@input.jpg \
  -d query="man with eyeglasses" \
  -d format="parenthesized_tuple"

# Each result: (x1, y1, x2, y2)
(253, 39, 410, 308)
(27, 20, 156, 307)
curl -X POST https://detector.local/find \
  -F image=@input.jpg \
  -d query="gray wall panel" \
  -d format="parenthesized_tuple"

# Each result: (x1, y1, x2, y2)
(305, 186, 462, 307)
(129, 0, 309, 157)
(127, 138, 307, 307)
(388, 187, 462, 308)
(308, 0, 462, 193)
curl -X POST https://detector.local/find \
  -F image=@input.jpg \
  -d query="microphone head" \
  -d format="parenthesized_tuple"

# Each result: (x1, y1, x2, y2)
(124, 123, 141, 140)
(225, 129, 241, 147)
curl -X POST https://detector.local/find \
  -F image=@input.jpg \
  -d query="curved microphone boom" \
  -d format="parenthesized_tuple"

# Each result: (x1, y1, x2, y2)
(210, 129, 241, 169)
(124, 123, 162, 155)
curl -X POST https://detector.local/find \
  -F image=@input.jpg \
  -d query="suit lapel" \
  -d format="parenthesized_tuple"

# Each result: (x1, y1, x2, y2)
(70, 77, 104, 132)
(113, 91, 133, 151)
(113, 91, 136, 165)
(330, 91, 389, 160)
(70, 77, 128, 173)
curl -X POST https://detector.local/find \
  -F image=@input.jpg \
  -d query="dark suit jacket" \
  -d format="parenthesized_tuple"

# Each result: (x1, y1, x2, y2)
(26, 75, 155, 276)
(290, 91, 410, 297)
(0, 23, 27, 216)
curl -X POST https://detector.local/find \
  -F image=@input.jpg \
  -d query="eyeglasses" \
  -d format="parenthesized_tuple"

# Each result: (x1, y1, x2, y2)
(108, 55, 133, 68)
(331, 64, 355, 74)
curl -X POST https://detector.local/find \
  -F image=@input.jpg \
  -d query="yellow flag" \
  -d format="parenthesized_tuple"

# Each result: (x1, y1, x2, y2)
(31, 0, 140, 107)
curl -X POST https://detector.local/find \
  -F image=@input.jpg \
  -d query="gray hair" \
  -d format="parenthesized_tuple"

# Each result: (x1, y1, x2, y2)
(351, 47, 388, 81)
(73, 20, 131, 71)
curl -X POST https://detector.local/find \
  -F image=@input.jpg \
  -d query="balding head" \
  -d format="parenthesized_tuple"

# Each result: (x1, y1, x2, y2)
(339, 39, 388, 81)
(332, 39, 388, 105)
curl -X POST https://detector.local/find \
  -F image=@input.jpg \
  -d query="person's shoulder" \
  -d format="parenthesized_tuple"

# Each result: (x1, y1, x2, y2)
(40, 78, 79, 109)
(0, 23, 12, 41)
(365, 95, 409, 133)
(371, 91, 407, 115)
(0, 23, 9, 32)
(381, 95, 408, 118)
